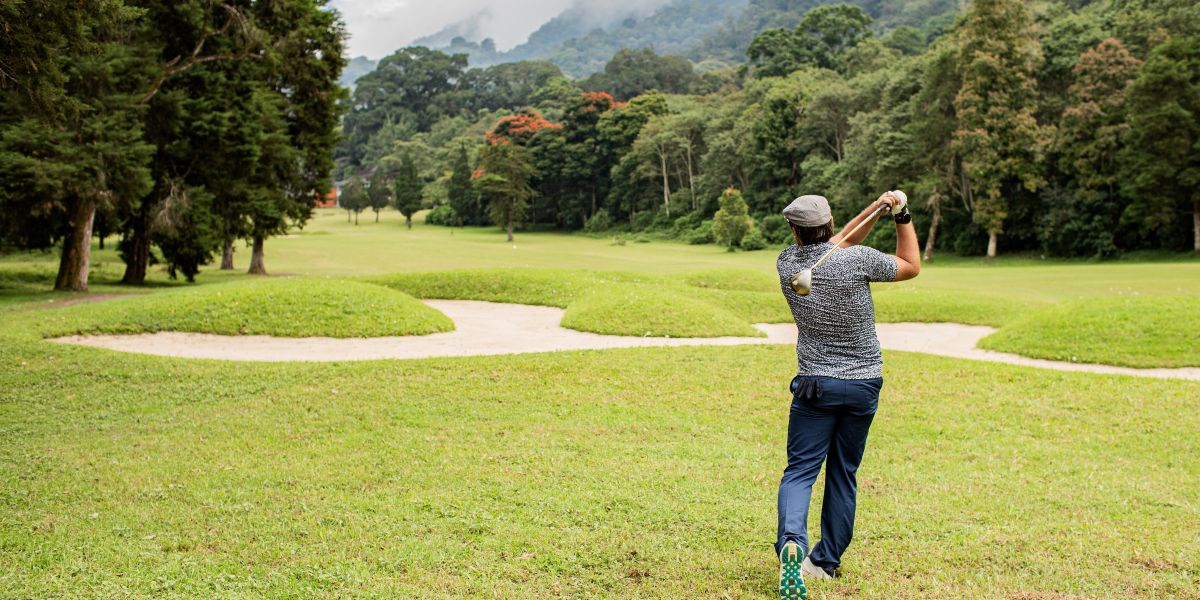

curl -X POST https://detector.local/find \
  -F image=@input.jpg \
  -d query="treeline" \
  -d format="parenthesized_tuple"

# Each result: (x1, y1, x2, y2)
(0, 1, 345, 290)
(339, 0, 1200, 257)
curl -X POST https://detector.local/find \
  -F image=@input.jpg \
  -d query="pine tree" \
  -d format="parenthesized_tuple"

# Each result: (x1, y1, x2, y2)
(393, 154, 424, 229)
(447, 144, 474, 226)
(341, 176, 367, 225)
(368, 169, 392, 223)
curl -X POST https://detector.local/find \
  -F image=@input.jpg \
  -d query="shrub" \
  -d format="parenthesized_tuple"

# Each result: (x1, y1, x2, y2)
(687, 220, 715, 244)
(424, 204, 457, 226)
(761, 214, 794, 245)
(741, 226, 769, 250)
(631, 211, 655, 232)
(712, 188, 752, 248)
(583, 209, 613, 233)
(672, 211, 703, 238)
(649, 209, 675, 231)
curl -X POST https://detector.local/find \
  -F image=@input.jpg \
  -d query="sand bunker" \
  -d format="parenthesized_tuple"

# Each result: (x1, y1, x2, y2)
(50, 300, 1200, 380)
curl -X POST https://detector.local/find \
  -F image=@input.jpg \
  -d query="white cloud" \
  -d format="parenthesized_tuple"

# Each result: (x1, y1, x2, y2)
(329, 0, 564, 58)
(328, 0, 671, 59)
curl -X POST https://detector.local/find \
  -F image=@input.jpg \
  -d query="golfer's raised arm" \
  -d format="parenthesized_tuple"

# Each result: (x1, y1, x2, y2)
(893, 202, 921, 281)
(831, 194, 894, 246)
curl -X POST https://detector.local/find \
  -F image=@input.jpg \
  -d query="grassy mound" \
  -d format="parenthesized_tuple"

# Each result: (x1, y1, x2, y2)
(372, 269, 778, 337)
(978, 294, 1200, 368)
(42, 278, 453, 338)
(683, 268, 778, 293)
(871, 286, 1041, 327)
(561, 286, 763, 338)
(371, 269, 585, 307)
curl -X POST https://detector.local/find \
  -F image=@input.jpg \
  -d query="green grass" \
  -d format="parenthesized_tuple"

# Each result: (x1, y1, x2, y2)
(371, 268, 782, 338)
(37, 278, 453, 338)
(5, 212, 1200, 364)
(979, 294, 1200, 368)
(1, 303, 1196, 597)
(562, 286, 762, 338)
(3, 221, 1200, 596)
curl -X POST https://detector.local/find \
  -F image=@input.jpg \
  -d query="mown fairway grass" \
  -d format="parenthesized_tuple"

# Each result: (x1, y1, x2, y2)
(1, 304, 1197, 598)
(2, 214, 1199, 597)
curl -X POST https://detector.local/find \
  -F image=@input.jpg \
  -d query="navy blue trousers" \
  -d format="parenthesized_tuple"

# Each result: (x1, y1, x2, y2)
(775, 375, 882, 570)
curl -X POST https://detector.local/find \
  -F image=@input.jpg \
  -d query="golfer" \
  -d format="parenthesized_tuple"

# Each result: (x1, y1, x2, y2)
(774, 192, 920, 599)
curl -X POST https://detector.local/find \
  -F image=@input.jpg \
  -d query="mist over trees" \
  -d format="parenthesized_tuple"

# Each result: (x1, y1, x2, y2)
(338, 0, 1200, 257)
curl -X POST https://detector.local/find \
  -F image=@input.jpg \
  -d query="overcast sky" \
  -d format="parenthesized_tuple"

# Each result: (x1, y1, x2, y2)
(328, 0, 667, 59)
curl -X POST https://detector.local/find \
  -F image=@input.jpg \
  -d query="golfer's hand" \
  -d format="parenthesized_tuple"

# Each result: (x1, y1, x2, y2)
(880, 191, 908, 214)
(877, 193, 900, 213)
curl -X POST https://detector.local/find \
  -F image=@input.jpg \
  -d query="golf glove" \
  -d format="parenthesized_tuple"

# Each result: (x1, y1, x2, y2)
(886, 190, 908, 214)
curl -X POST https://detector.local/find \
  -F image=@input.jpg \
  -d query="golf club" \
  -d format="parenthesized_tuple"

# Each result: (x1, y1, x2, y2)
(789, 192, 905, 295)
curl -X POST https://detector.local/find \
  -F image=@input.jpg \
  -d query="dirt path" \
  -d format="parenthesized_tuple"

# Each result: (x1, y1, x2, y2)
(50, 300, 1200, 380)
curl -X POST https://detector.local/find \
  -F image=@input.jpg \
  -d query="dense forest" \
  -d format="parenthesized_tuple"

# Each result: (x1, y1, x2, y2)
(0, 1, 346, 290)
(338, 0, 1200, 258)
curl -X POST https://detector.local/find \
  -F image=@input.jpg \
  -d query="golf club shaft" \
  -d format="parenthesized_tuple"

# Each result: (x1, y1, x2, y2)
(809, 203, 892, 271)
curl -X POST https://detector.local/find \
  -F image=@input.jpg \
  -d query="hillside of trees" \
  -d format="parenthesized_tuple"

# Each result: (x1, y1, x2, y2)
(338, 0, 1200, 258)
(411, 0, 962, 78)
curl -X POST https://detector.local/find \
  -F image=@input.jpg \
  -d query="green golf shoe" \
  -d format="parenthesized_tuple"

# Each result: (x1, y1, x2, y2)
(778, 541, 807, 600)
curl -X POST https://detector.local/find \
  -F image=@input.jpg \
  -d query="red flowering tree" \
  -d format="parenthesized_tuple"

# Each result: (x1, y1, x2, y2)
(485, 109, 562, 146)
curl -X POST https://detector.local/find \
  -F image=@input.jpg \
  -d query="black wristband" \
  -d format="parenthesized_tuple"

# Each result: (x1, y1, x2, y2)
(893, 209, 912, 224)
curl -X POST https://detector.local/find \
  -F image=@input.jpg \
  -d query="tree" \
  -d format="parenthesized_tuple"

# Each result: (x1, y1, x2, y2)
(243, 0, 347, 276)
(339, 47, 468, 168)
(712, 188, 752, 249)
(393, 154, 424, 229)
(582, 48, 699, 100)
(747, 4, 874, 77)
(368, 169, 392, 223)
(1120, 35, 1200, 252)
(748, 28, 812, 78)
(0, 1, 253, 291)
(446, 144, 475, 226)
(117, 1, 265, 285)
(475, 143, 536, 242)
(953, 0, 1046, 257)
(632, 118, 682, 219)
(341, 176, 368, 225)
(1047, 38, 1142, 257)
(796, 4, 874, 72)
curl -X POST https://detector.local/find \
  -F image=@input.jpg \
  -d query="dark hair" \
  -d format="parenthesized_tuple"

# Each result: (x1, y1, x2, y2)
(791, 220, 834, 245)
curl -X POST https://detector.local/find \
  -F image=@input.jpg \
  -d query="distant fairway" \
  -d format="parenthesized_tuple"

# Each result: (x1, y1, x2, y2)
(1, 210, 1198, 598)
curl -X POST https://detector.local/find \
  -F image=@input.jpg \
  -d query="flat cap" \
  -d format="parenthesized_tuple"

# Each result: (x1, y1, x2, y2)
(782, 195, 832, 227)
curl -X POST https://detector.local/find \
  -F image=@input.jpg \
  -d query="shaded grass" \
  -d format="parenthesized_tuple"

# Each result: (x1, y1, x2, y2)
(0, 306, 1196, 598)
(38, 278, 452, 338)
(979, 294, 1200, 368)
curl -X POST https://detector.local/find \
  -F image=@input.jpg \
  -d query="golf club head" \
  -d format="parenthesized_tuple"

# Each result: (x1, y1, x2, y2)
(789, 269, 813, 295)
